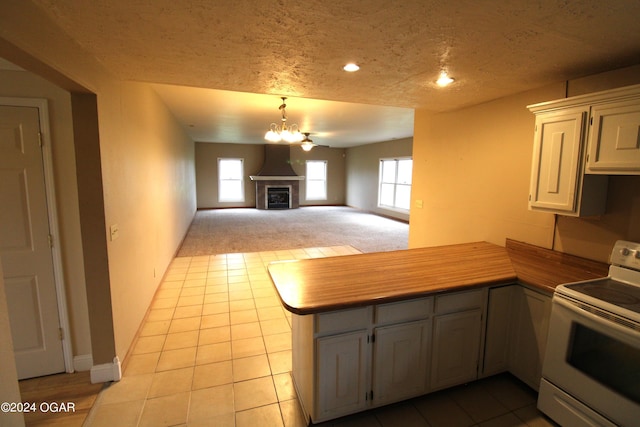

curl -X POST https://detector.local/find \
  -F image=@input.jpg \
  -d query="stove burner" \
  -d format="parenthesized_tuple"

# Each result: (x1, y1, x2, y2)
(564, 279, 640, 315)
(579, 284, 640, 306)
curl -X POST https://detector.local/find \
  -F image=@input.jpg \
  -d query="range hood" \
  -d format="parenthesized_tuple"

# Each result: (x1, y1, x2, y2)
(250, 144, 304, 181)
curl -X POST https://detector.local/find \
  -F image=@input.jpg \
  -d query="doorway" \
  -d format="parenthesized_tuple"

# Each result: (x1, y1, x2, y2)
(0, 98, 72, 379)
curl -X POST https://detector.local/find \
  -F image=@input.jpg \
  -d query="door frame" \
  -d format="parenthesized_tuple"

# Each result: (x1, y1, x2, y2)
(1, 96, 73, 374)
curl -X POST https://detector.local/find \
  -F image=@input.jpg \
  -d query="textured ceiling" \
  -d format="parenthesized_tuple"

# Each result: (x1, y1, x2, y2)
(20, 0, 640, 146)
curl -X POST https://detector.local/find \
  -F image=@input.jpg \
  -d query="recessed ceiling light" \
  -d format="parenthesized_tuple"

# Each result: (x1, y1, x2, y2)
(436, 71, 454, 87)
(343, 63, 360, 72)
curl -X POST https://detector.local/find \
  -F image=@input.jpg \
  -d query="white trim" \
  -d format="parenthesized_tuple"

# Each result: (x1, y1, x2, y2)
(378, 157, 412, 212)
(305, 160, 328, 201)
(73, 354, 93, 372)
(250, 175, 305, 181)
(0, 97, 74, 374)
(90, 356, 122, 384)
(218, 157, 245, 203)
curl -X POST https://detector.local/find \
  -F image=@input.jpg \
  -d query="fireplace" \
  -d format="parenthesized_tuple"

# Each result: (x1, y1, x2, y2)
(251, 178, 302, 209)
(250, 145, 304, 209)
(267, 186, 292, 209)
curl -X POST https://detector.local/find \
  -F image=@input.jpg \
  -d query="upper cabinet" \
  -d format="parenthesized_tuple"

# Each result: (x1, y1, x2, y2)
(587, 99, 640, 174)
(527, 84, 640, 216)
(528, 107, 606, 216)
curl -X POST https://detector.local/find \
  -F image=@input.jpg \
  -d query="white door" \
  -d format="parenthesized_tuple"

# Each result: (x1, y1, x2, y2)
(0, 105, 65, 379)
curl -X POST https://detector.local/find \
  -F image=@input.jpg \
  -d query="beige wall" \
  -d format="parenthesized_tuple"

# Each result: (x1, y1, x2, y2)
(0, 1, 197, 367)
(409, 65, 640, 263)
(97, 81, 196, 360)
(290, 145, 346, 206)
(196, 142, 264, 208)
(195, 143, 346, 208)
(346, 137, 413, 221)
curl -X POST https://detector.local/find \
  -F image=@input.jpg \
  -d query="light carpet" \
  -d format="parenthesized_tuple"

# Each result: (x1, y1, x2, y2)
(177, 206, 409, 256)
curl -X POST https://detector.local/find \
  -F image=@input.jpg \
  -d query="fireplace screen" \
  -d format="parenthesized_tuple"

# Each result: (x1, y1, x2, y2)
(267, 186, 291, 209)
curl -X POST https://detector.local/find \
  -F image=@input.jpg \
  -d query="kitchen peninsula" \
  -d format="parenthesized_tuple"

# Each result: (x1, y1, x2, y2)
(267, 240, 608, 424)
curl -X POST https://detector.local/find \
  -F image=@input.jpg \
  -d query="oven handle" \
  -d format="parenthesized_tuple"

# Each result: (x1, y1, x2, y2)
(554, 295, 640, 337)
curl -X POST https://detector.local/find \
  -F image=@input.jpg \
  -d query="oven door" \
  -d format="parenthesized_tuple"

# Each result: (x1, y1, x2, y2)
(541, 295, 640, 427)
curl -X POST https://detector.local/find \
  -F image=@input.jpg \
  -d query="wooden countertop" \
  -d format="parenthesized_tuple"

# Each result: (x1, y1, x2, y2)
(505, 239, 609, 293)
(268, 242, 516, 314)
(268, 239, 611, 315)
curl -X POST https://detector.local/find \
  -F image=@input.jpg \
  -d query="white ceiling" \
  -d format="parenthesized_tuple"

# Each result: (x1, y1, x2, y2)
(10, 1, 640, 147)
(150, 84, 415, 147)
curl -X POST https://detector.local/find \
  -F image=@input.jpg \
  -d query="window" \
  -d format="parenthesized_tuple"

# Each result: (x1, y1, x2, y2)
(218, 158, 244, 202)
(379, 158, 412, 210)
(306, 160, 327, 200)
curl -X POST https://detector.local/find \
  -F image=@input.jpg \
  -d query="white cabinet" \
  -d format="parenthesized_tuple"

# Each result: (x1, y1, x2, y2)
(292, 298, 433, 424)
(587, 99, 640, 174)
(317, 330, 369, 419)
(292, 306, 371, 424)
(372, 320, 430, 405)
(482, 285, 515, 377)
(430, 289, 486, 391)
(528, 107, 607, 216)
(508, 286, 552, 391)
(291, 284, 552, 423)
(527, 83, 640, 215)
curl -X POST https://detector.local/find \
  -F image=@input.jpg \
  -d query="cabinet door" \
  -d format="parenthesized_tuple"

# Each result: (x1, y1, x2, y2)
(483, 285, 515, 377)
(509, 287, 551, 391)
(529, 108, 587, 213)
(316, 330, 369, 420)
(430, 309, 482, 391)
(587, 100, 640, 174)
(372, 319, 430, 405)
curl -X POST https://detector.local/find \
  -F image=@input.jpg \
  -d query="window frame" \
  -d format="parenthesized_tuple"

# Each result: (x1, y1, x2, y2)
(378, 157, 412, 211)
(305, 160, 328, 201)
(217, 157, 245, 203)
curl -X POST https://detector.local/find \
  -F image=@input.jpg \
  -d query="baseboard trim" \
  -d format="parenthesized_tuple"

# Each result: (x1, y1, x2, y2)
(73, 354, 93, 372)
(90, 356, 122, 384)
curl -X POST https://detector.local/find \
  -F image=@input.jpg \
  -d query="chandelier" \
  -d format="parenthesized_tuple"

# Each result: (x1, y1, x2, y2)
(264, 97, 304, 144)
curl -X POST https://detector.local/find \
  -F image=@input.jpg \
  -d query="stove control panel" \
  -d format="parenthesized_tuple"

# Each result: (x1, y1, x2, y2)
(610, 240, 640, 271)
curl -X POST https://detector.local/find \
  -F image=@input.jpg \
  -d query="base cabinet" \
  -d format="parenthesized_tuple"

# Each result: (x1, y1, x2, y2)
(508, 287, 552, 390)
(293, 299, 433, 424)
(483, 285, 515, 376)
(372, 320, 431, 405)
(292, 285, 550, 424)
(430, 289, 486, 391)
(316, 330, 369, 420)
(431, 309, 482, 390)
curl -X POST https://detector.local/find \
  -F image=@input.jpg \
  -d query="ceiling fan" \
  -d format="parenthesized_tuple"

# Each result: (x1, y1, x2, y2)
(301, 132, 329, 151)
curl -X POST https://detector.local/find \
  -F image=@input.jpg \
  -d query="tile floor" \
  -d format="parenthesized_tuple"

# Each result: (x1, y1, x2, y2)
(84, 246, 557, 427)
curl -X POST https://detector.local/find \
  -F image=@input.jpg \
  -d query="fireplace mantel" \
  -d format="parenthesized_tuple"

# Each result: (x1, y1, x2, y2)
(250, 175, 305, 181)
